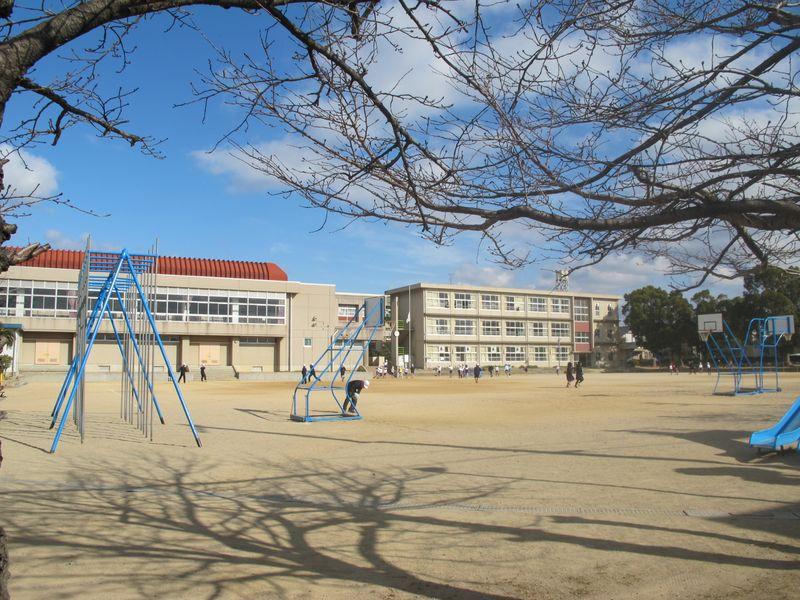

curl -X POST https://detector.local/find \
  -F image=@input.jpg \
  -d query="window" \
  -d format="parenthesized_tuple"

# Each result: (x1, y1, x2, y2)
(481, 320, 500, 336)
(575, 332, 590, 343)
(304, 337, 312, 348)
(554, 346, 571, 362)
(551, 322, 570, 337)
(531, 346, 548, 362)
(505, 295, 523, 312)
(551, 297, 571, 313)
(240, 337, 274, 346)
(453, 292, 475, 309)
(481, 345, 501, 362)
(574, 299, 589, 322)
(528, 321, 546, 337)
(426, 345, 451, 362)
(595, 303, 601, 318)
(338, 304, 358, 320)
(454, 345, 476, 363)
(528, 296, 547, 312)
(481, 294, 500, 310)
(426, 291, 450, 309)
(426, 318, 450, 335)
(454, 319, 475, 335)
(505, 321, 525, 337)
(505, 346, 526, 362)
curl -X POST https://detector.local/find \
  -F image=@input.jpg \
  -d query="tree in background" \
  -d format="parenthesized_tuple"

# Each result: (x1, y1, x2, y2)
(623, 286, 694, 360)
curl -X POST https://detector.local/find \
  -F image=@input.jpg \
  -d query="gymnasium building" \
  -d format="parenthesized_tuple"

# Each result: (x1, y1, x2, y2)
(0, 248, 376, 380)
(386, 283, 621, 370)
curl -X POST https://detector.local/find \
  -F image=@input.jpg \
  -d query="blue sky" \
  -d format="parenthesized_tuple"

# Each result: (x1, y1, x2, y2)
(2, 7, 745, 298)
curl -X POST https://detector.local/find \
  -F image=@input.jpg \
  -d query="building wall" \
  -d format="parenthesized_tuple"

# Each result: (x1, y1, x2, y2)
(386, 283, 621, 369)
(1, 263, 377, 376)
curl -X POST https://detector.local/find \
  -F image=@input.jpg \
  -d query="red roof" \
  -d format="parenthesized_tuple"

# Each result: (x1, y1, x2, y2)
(11, 248, 288, 281)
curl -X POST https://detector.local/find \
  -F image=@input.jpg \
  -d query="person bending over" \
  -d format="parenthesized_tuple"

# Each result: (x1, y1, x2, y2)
(343, 379, 370, 414)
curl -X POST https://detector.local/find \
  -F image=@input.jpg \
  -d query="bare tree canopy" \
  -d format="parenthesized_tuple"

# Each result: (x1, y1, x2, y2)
(1, 1, 799, 286)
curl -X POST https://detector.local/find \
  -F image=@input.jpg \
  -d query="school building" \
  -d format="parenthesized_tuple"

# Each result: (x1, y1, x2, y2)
(385, 283, 621, 369)
(0, 248, 377, 380)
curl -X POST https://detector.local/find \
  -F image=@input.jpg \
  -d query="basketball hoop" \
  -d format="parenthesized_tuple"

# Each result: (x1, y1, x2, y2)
(699, 331, 710, 342)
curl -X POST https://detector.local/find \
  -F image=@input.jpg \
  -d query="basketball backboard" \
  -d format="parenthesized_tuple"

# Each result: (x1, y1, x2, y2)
(698, 313, 723, 340)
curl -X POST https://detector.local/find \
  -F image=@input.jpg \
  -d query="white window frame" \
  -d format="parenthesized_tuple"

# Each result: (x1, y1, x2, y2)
(505, 295, 523, 312)
(575, 332, 590, 343)
(481, 294, 500, 311)
(453, 292, 475, 310)
(505, 346, 526, 362)
(454, 345, 476, 363)
(531, 346, 548, 362)
(481, 345, 502, 362)
(528, 321, 546, 337)
(574, 299, 589, 322)
(426, 291, 450, 309)
(454, 319, 476, 336)
(551, 322, 571, 337)
(481, 320, 501, 336)
(505, 320, 525, 337)
(551, 297, 571, 314)
(426, 318, 450, 336)
(528, 296, 547, 313)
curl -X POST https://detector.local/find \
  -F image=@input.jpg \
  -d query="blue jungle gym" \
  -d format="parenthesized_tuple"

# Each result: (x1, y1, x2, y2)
(291, 296, 385, 422)
(698, 313, 800, 453)
(49, 243, 202, 453)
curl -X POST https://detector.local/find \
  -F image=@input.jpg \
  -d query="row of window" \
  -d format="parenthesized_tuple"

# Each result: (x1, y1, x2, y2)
(427, 318, 573, 338)
(425, 292, 604, 319)
(0, 280, 287, 325)
(425, 344, 573, 364)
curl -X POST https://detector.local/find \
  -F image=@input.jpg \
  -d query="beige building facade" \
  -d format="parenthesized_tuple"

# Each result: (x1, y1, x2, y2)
(0, 252, 377, 380)
(386, 283, 621, 370)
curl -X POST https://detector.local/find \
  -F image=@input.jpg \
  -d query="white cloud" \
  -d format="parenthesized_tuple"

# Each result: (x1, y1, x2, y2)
(44, 229, 120, 252)
(0, 144, 59, 196)
(190, 140, 309, 193)
(451, 263, 516, 287)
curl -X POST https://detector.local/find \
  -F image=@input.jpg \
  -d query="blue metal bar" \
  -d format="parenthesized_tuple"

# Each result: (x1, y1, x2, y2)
(51, 256, 126, 453)
(112, 288, 165, 423)
(124, 253, 201, 448)
(50, 355, 78, 425)
(105, 303, 145, 414)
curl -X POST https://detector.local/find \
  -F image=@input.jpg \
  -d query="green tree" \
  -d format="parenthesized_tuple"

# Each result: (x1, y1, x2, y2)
(623, 286, 694, 360)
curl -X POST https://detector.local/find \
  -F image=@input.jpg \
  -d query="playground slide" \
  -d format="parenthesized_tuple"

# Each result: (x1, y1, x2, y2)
(749, 396, 800, 451)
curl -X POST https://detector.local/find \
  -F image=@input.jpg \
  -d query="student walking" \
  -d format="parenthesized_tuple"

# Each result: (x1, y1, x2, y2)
(309, 364, 317, 381)
(565, 362, 574, 388)
(575, 362, 584, 388)
(473, 364, 481, 382)
(200, 363, 207, 382)
(340, 364, 347, 381)
(301, 364, 308, 384)
(178, 363, 189, 383)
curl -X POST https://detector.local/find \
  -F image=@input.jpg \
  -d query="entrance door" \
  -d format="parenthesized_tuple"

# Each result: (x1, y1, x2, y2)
(198, 344, 221, 366)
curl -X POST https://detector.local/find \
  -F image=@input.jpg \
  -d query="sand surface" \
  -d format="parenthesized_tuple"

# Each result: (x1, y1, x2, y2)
(1, 372, 799, 599)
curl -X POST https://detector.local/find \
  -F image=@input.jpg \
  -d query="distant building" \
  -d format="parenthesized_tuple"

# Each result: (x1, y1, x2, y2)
(385, 283, 621, 369)
(0, 248, 375, 379)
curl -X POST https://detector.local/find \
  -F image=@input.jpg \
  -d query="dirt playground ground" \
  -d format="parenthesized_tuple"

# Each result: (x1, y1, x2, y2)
(0, 372, 799, 599)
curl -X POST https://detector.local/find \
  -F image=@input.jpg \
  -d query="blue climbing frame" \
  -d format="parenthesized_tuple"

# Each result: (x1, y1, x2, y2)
(49, 244, 202, 453)
(700, 313, 794, 396)
(290, 297, 385, 422)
